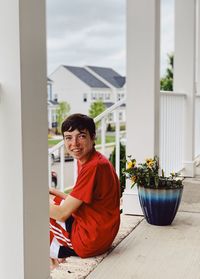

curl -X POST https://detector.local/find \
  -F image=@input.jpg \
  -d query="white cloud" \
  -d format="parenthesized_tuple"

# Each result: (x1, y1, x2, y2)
(47, 0, 126, 75)
(47, 0, 173, 77)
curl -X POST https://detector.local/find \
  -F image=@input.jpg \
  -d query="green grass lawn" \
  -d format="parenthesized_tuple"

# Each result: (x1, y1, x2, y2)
(48, 139, 62, 147)
(95, 135, 115, 145)
(48, 135, 115, 148)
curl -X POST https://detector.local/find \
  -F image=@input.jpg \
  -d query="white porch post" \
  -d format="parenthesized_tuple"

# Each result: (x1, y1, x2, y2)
(0, 1, 50, 279)
(123, 0, 160, 215)
(197, 0, 200, 95)
(174, 0, 196, 177)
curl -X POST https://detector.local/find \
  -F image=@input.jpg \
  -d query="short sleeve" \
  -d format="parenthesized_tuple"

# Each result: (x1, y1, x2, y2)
(70, 164, 97, 204)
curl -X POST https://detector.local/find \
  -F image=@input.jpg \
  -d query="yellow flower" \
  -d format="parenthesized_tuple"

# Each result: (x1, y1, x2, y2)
(127, 162, 133, 169)
(127, 160, 136, 169)
(131, 176, 137, 183)
(146, 158, 154, 168)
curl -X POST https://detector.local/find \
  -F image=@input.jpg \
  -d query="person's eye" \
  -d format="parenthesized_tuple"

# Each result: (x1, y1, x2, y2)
(79, 134, 86, 139)
(65, 136, 71, 141)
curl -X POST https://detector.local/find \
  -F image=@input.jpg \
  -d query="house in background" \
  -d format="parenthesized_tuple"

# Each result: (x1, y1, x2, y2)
(47, 99, 58, 130)
(47, 78, 58, 130)
(48, 65, 126, 125)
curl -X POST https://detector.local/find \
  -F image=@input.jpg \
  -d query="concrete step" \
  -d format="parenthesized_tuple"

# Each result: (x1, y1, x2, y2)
(51, 215, 143, 279)
(195, 166, 200, 176)
(179, 178, 200, 213)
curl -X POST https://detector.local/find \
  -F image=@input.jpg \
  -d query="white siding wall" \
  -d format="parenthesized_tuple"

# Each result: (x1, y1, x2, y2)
(50, 66, 91, 114)
(49, 66, 117, 115)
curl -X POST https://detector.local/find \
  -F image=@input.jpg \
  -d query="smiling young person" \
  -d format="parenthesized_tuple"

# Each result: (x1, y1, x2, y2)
(49, 114, 120, 267)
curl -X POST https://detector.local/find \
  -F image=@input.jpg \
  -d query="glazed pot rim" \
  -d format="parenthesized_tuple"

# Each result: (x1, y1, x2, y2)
(137, 185, 183, 190)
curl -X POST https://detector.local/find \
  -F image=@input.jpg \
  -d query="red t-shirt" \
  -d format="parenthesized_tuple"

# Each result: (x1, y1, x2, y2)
(70, 150, 120, 258)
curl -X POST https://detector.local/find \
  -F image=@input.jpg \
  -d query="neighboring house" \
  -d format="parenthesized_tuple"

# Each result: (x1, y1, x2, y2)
(48, 100, 58, 130)
(47, 78, 59, 130)
(48, 65, 126, 124)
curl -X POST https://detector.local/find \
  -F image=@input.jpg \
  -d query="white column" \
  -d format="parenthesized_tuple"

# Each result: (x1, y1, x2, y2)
(123, 0, 160, 215)
(0, 1, 50, 279)
(196, 0, 200, 161)
(196, 0, 200, 93)
(174, 0, 196, 177)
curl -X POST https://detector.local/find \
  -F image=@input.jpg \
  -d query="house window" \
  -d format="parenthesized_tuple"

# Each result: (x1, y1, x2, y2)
(118, 93, 124, 101)
(108, 113, 113, 122)
(119, 112, 123, 121)
(92, 93, 96, 100)
(98, 93, 103, 100)
(52, 110, 57, 122)
(105, 93, 110, 100)
(54, 94, 58, 102)
(83, 93, 87, 102)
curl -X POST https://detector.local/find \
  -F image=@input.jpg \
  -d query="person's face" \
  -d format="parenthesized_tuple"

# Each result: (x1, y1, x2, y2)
(63, 129, 95, 164)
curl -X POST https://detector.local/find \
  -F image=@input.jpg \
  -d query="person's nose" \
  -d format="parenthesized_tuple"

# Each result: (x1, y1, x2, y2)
(71, 136, 80, 146)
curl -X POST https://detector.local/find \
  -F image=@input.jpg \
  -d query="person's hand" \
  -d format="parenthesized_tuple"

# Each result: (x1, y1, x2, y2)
(49, 187, 56, 195)
(49, 187, 67, 199)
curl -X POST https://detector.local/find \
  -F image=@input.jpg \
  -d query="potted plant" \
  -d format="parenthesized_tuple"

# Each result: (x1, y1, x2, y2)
(123, 156, 184, 226)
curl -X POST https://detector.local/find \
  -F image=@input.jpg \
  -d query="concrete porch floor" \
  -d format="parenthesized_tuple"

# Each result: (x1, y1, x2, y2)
(87, 178, 200, 279)
(51, 178, 200, 279)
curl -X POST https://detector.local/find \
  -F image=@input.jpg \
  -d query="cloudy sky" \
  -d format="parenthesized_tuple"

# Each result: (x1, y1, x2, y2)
(46, 0, 174, 77)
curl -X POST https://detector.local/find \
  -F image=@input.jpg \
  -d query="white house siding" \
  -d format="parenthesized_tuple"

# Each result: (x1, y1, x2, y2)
(49, 66, 91, 115)
(49, 66, 115, 115)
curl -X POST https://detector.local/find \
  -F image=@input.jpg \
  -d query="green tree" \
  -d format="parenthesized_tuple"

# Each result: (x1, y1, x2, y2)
(56, 101, 70, 134)
(89, 100, 106, 119)
(160, 53, 174, 91)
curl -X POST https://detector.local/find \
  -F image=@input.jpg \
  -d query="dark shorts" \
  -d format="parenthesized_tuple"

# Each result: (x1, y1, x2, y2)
(58, 217, 77, 258)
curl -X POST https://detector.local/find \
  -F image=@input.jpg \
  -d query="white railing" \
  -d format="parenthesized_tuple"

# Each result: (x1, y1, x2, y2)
(160, 91, 186, 175)
(48, 97, 126, 190)
(49, 91, 199, 189)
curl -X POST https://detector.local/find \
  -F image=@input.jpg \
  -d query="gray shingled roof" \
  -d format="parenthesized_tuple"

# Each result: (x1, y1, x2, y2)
(63, 66, 109, 88)
(87, 66, 125, 88)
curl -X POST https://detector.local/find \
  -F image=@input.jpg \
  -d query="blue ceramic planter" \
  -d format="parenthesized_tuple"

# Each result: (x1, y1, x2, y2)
(138, 186, 183, 226)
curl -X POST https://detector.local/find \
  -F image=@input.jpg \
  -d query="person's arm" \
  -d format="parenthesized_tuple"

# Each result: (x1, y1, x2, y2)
(49, 187, 67, 199)
(49, 194, 83, 222)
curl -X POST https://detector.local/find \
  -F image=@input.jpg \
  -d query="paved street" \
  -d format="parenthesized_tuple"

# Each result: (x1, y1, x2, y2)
(51, 145, 116, 190)
(51, 160, 75, 189)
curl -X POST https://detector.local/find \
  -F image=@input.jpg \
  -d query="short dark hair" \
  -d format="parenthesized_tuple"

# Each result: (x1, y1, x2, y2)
(61, 113, 96, 139)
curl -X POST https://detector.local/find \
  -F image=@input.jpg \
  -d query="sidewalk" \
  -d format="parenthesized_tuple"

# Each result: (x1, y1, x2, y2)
(87, 178, 200, 279)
